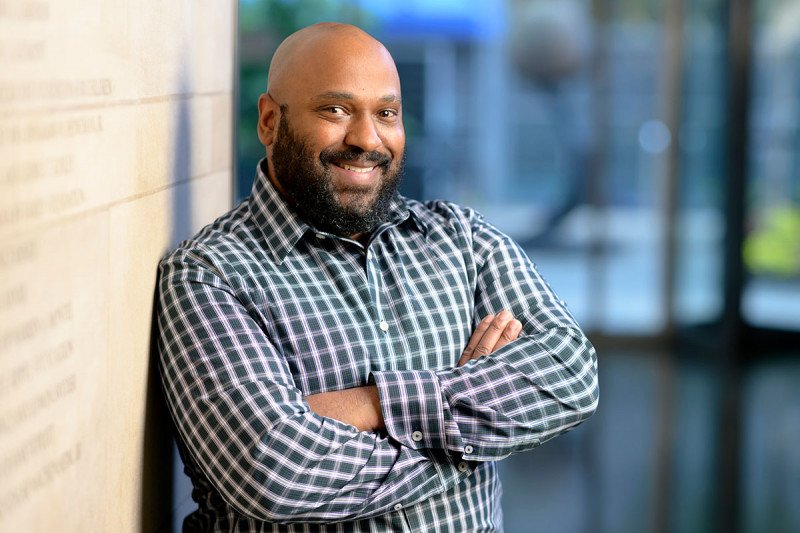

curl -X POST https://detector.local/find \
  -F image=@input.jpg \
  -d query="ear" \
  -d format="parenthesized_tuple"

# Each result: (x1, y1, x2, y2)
(257, 92, 279, 147)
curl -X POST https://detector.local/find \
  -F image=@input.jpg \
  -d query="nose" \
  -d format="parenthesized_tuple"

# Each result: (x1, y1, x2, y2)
(344, 114, 383, 153)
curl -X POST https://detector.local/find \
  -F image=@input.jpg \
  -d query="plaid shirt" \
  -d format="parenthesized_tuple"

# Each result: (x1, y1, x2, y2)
(157, 161, 598, 532)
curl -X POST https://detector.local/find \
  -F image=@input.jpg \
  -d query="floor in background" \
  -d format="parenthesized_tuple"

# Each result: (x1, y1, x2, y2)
(498, 347, 800, 533)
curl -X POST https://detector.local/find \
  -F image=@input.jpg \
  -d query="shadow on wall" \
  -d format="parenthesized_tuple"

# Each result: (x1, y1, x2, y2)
(141, 292, 177, 532)
(140, 73, 195, 533)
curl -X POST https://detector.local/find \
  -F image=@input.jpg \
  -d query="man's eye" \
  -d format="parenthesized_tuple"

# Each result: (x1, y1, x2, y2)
(378, 109, 398, 119)
(326, 106, 345, 115)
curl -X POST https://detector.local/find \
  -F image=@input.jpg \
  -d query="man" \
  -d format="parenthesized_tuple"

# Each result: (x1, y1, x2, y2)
(157, 22, 598, 532)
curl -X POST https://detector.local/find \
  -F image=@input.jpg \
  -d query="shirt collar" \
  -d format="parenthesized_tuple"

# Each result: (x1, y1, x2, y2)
(248, 159, 427, 263)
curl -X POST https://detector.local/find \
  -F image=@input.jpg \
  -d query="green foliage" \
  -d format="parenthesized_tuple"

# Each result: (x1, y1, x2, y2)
(744, 205, 800, 278)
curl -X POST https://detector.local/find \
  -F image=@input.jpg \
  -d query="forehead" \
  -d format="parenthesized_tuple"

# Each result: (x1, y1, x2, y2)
(284, 36, 401, 104)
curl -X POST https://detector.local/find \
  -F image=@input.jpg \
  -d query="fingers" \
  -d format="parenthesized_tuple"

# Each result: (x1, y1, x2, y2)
(493, 318, 522, 352)
(458, 314, 495, 366)
(458, 311, 523, 367)
(472, 310, 512, 358)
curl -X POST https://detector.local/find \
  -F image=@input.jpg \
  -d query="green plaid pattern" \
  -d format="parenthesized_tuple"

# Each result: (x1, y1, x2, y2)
(157, 161, 598, 532)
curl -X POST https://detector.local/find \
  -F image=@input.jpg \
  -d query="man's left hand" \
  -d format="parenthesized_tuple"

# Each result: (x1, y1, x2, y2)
(457, 310, 522, 367)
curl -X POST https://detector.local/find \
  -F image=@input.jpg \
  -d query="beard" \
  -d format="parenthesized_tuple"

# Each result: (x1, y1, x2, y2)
(270, 113, 404, 237)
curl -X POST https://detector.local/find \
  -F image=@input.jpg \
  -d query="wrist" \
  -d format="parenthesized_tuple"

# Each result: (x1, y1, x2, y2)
(363, 385, 385, 432)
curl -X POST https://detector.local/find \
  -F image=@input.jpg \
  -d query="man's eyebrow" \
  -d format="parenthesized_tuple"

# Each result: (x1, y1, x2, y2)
(311, 91, 401, 104)
(313, 91, 355, 101)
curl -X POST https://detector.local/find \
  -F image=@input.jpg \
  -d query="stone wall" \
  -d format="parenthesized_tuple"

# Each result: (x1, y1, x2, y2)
(0, 1, 235, 529)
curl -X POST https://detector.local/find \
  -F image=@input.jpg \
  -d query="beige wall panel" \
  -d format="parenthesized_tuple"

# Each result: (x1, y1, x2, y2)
(0, 1, 233, 113)
(211, 94, 236, 177)
(0, 92, 232, 239)
(0, 212, 110, 532)
(0, 0, 235, 530)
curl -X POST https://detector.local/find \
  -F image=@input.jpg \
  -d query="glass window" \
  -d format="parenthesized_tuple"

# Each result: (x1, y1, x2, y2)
(741, 0, 800, 331)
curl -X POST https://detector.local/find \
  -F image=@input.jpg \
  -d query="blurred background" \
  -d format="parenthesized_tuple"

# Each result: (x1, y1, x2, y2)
(234, 1, 799, 532)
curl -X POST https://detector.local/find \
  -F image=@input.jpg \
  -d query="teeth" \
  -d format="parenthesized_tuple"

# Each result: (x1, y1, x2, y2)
(340, 163, 375, 173)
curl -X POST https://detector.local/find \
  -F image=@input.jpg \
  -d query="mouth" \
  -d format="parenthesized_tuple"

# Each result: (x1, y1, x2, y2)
(319, 149, 392, 191)
(329, 160, 385, 190)
(335, 162, 377, 174)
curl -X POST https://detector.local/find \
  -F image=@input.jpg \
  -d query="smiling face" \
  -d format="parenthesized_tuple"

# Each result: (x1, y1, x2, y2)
(257, 23, 406, 238)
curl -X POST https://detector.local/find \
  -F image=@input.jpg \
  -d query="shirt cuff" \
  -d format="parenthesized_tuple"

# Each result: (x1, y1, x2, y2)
(370, 369, 449, 452)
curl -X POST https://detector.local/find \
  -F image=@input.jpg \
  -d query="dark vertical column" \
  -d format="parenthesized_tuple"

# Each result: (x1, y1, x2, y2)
(718, 0, 752, 530)
(662, 0, 684, 339)
(655, 1, 683, 531)
(587, 0, 611, 333)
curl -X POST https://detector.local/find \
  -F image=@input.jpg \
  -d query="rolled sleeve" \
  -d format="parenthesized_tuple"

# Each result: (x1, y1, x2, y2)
(369, 369, 451, 452)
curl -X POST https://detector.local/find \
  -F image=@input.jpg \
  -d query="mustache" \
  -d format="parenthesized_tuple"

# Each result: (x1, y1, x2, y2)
(319, 148, 391, 168)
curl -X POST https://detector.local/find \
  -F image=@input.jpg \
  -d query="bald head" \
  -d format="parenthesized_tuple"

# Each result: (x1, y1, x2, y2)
(267, 23, 399, 104)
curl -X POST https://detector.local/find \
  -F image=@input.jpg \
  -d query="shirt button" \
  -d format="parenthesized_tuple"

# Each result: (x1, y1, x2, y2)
(379, 320, 389, 332)
(464, 445, 473, 454)
(411, 431, 423, 442)
(394, 503, 402, 511)
(458, 461, 469, 472)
